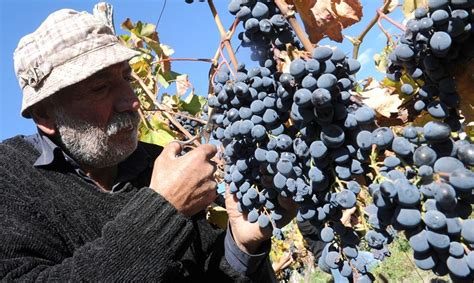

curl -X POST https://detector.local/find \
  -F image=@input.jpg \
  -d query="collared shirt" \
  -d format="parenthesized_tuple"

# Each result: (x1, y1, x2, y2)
(25, 132, 153, 192)
(24, 132, 269, 275)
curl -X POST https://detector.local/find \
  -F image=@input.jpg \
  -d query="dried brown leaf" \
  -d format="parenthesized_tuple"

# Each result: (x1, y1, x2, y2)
(359, 80, 402, 118)
(387, 0, 399, 13)
(285, 0, 363, 43)
(275, 50, 292, 73)
(176, 74, 191, 96)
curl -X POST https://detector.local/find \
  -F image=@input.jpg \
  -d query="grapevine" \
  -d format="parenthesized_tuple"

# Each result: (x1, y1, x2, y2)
(123, 0, 474, 281)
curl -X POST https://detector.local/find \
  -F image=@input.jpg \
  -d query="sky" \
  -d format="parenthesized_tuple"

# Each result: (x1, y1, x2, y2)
(0, 0, 404, 140)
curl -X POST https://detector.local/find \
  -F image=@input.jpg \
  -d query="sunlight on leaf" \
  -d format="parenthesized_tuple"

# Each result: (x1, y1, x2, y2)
(402, 0, 428, 19)
(285, 0, 363, 43)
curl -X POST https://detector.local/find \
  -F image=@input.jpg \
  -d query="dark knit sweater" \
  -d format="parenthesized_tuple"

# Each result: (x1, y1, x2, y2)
(0, 136, 273, 282)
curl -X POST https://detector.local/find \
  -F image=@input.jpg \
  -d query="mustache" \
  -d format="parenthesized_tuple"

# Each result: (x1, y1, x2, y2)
(106, 111, 140, 136)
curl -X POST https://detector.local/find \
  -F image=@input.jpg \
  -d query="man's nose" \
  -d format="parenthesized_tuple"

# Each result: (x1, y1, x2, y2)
(114, 85, 140, 113)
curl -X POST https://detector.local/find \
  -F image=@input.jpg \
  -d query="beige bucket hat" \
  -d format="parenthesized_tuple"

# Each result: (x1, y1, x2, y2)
(13, 9, 140, 118)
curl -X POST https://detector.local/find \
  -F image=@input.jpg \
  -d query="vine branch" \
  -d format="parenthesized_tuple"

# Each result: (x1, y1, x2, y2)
(207, 0, 239, 71)
(132, 72, 201, 146)
(143, 108, 208, 124)
(273, 0, 314, 53)
(152, 57, 214, 65)
(352, 0, 394, 59)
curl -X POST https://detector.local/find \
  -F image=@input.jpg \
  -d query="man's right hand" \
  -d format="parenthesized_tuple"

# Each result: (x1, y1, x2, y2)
(149, 142, 218, 217)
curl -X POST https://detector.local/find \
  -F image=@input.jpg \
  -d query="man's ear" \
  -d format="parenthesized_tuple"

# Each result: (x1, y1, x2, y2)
(30, 100, 56, 136)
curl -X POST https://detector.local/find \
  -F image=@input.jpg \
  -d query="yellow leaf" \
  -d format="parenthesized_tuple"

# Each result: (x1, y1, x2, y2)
(402, 0, 428, 19)
(206, 205, 228, 229)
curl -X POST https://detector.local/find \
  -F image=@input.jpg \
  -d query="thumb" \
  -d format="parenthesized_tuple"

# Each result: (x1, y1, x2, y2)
(160, 141, 183, 160)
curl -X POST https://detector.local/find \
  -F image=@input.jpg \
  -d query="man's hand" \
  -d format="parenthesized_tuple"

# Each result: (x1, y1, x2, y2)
(225, 185, 297, 254)
(149, 142, 218, 217)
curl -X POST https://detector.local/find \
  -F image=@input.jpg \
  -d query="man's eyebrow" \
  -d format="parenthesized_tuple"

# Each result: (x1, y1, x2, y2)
(90, 69, 114, 80)
(88, 64, 131, 81)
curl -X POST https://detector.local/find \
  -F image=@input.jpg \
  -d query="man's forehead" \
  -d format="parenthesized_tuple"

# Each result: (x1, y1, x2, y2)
(56, 62, 131, 94)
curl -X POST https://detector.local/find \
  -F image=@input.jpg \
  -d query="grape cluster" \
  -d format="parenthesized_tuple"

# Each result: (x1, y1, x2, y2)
(386, 0, 474, 125)
(317, 224, 377, 282)
(356, 121, 474, 280)
(169, 111, 204, 136)
(227, 0, 301, 67)
(207, 38, 392, 279)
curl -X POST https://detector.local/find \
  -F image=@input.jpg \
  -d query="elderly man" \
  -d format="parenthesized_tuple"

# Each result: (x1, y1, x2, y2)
(0, 9, 295, 282)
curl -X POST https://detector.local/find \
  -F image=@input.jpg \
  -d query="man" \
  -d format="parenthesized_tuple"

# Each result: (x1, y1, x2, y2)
(0, 9, 295, 281)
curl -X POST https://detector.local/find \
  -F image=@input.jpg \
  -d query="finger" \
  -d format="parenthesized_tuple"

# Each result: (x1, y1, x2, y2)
(205, 160, 218, 177)
(188, 144, 218, 161)
(224, 184, 239, 211)
(161, 141, 183, 160)
(225, 184, 231, 199)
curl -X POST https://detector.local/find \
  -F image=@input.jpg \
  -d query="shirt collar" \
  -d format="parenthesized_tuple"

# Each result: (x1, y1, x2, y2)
(26, 131, 153, 188)
(25, 131, 69, 167)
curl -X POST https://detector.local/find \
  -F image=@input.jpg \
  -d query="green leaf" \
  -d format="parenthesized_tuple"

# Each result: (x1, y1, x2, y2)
(140, 129, 175, 147)
(163, 70, 180, 83)
(157, 73, 170, 88)
(181, 92, 206, 115)
(156, 71, 180, 89)
(142, 36, 163, 56)
(119, 34, 131, 42)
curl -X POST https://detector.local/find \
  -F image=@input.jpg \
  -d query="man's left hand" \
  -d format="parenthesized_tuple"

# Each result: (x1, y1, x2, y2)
(225, 185, 297, 254)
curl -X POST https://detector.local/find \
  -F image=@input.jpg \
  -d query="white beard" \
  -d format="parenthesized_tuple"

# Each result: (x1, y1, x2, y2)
(53, 107, 140, 168)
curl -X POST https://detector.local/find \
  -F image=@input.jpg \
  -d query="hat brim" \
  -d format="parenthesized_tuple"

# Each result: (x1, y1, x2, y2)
(21, 42, 140, 118)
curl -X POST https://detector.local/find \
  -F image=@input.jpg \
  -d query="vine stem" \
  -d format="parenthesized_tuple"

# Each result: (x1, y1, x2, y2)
(377, 17, 393, 44)
(218, 42, 236, 78)
(138, 108, 152, 129)
(352, 0, 394, 59)
(142, 108, 208, 124)
(151, 57, 214, 65)
(273, 0, 314, 53)
(207, 0, 239, 71)
(132, 71, 201, 146)
(377, 9, 406, 32)
(204, 18, 240, 142)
